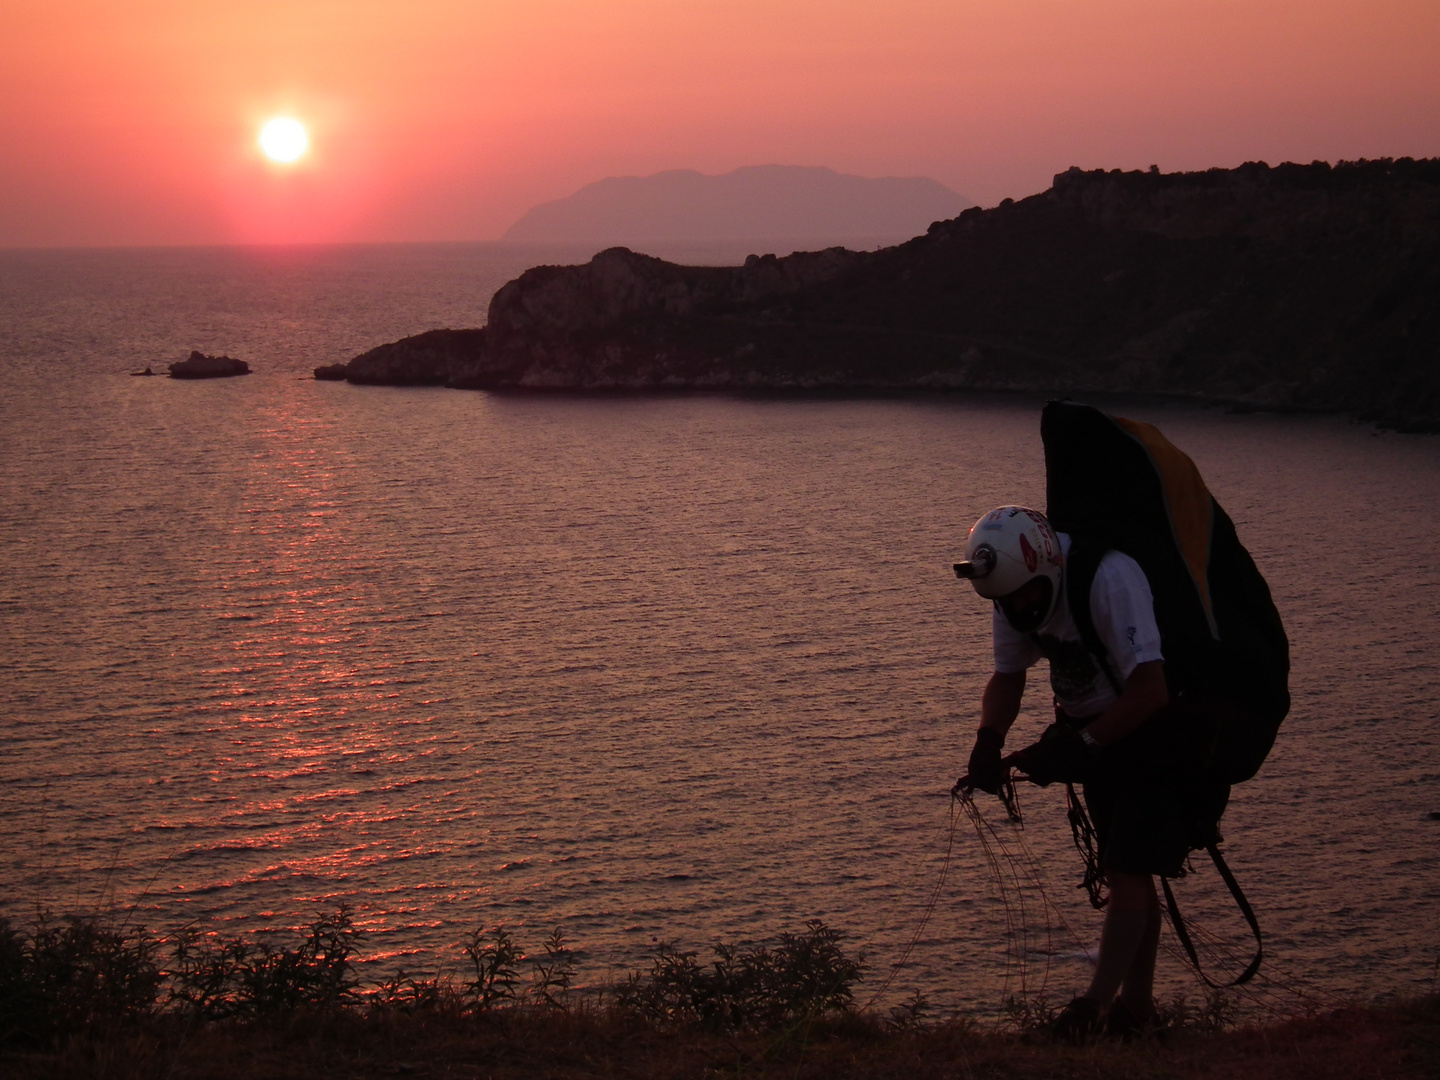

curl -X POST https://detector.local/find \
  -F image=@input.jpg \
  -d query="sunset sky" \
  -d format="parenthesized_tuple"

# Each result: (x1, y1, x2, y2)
(3, 0, 1437, 247)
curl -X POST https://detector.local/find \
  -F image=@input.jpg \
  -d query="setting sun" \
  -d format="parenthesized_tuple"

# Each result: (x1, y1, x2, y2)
(259, 118, 309, 163)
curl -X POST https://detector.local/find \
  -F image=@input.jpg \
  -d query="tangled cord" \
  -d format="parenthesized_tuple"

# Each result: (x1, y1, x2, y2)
(866, 772, 1047, 1010)
(938, 767, 1336, 1024)
(952, 772, 1022, 824)
(1064, 782, 1108, 911)
(875, 761, 1324, 1022)
(861, 794, 962, 1009)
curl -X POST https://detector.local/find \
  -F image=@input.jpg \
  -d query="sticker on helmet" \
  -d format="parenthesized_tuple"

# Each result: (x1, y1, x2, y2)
(980, 509, 1007, 531)
(1019, 532, 1038, 572)
(1019, 509, 1061, 565)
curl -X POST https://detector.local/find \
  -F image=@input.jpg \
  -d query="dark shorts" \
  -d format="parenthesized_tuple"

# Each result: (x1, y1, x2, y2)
(1069, 697, 1234, 879)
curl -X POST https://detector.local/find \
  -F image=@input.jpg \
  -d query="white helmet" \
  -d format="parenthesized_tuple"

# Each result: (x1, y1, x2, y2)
(954, 506, 1064, 632)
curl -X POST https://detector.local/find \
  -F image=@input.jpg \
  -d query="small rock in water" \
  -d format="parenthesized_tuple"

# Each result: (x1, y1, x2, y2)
(313, 363, 348, 381)
(130, 366, 154, 376)
(1428, 811, 1440, 821)
(168, 351, 250, 379)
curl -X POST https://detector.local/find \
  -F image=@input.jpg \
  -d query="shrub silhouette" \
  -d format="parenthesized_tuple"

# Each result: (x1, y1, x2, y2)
(231, 906, 364, 1016)
(372, 970, 461, 1015)
(0, 914, 162, 1047)
(529, 928, 575, 1009)
(617, 920, 863, 1031)
(0, 908, 867, 1042)
(462, 924, 523, 1010)
(166, 923, 252, 1019)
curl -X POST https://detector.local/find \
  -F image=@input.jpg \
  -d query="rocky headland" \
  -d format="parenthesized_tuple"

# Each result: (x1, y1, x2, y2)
(320, 159, 1440, 430)
(326, 329, 487, 386)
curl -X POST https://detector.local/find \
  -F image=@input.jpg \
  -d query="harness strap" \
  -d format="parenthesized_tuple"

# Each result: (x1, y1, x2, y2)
(1160, 844, 1264, 987)
(1031, 538, 1125, 696)
(1065, 782, 1108, 911)
(1049, 540, 1265, 985)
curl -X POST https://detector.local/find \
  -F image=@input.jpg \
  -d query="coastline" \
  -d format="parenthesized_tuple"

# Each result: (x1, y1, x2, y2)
(316, 160, 1440, 433)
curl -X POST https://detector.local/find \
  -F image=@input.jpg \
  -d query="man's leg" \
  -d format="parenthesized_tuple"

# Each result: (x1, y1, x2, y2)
(1082, 871, 1158, 1012)
(1117, 878, 1161, 1020)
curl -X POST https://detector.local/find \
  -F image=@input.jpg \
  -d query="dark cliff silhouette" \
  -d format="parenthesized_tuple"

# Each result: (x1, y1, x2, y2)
(501, 165, 971, 246)
(325, 160, 1440, 431)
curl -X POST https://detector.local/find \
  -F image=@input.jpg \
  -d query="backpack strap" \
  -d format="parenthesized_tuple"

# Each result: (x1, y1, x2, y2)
(1160, 844, 1264, 987)
(1063, 537, 1265, 986)
(1044, 537, 1124, 696)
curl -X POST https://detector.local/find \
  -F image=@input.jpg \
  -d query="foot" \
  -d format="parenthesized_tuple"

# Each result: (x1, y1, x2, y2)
(1052, 996, 1102, 1043)
(1105, 998, 1158, 1041)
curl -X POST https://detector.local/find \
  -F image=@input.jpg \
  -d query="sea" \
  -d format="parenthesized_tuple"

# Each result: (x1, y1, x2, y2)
(1, 241, 1437, 1019)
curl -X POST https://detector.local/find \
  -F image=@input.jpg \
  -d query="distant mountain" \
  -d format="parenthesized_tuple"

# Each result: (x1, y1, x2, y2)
(502, 165, 972, 244)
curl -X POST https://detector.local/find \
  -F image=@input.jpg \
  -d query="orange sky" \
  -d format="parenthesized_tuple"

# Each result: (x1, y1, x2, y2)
(2, 0, 1437, 246)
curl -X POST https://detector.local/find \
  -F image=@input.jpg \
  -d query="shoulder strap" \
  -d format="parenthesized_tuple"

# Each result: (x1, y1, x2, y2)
(1064, 539, 1123, 696)
(1161, 844, 1264, 987)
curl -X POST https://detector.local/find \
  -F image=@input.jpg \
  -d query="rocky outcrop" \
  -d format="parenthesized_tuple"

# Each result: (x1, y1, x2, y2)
(322, 329, 487, 386)
(169, 352, 249, 378)
(348, 159, 1440, 429)
(323, 251, 864, 389)
(469, 245, 867, 389)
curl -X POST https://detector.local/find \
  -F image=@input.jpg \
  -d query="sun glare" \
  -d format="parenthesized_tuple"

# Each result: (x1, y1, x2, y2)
(259, 118, 309, 163)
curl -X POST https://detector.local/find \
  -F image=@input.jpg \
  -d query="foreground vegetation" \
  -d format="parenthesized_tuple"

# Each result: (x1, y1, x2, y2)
(2, 907, 1435, 1079)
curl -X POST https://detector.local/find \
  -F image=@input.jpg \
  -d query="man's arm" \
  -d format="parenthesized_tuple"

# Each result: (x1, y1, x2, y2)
(1080, 659, 1168, 748)
(980, 669, 1027, 741)
(968, 669, 1027, 793)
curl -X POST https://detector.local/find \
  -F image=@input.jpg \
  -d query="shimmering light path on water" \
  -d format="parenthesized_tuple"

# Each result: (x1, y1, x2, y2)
(1, 245, 1436, 1016)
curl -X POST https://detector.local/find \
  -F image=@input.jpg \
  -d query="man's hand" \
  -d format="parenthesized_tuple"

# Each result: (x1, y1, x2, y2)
(967, 727, 1006, 794)
(1012, 724, 1097, 787)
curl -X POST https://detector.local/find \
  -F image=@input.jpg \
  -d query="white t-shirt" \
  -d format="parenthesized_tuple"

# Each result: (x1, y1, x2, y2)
(992, 533, 1164, 717)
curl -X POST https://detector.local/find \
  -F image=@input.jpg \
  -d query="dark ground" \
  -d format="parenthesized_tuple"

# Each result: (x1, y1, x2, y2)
(8, 996, 1438, 1080)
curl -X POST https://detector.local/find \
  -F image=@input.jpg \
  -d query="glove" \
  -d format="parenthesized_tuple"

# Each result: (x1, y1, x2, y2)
(967, 727, 1007, 794)
(1012, 724, 1098, 787)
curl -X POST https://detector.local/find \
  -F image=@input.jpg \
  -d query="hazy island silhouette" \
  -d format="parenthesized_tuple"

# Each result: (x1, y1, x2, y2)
(501, 164, 972, 248)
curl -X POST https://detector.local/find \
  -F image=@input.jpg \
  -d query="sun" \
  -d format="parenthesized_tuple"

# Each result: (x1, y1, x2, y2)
(259, 118, 309, 163)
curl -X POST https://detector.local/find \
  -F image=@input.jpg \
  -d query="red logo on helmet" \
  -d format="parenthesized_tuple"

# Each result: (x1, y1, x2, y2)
(1019, 533, 1038, 572)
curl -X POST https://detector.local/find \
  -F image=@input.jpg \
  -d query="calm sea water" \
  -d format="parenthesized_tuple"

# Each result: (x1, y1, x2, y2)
(1, 243, 1437, 1018)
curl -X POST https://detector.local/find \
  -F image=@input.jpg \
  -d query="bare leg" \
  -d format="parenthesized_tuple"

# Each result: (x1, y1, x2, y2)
(1117, 883, 1161, 1019)
(1081, 871, 1158, 1013)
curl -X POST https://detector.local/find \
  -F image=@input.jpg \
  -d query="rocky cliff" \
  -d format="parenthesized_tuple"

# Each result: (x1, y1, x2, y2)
(338, 329, 487, 386)
(324, 159, 1440, 430)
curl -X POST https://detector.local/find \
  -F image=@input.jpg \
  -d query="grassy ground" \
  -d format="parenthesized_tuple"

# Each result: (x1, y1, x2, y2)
(5, 910, 1435, 1078)
(6, 995, 1437, 1080)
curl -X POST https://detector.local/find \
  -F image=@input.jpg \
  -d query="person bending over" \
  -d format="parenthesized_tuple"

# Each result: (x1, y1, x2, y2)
(954, 506, 1228, 1041)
